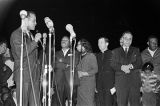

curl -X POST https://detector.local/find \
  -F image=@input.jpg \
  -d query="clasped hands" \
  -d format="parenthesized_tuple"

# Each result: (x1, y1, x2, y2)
(78, 71, 89, 78)
(121, 64, 133, 74)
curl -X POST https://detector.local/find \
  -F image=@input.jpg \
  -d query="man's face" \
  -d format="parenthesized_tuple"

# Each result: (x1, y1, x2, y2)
(122, 33, 132, 47)
(98, 38, 108, 52)
(0, 43, 7, 54)
(148, 38, 158, 51)
(61, 36, 70, 49)
(27, 14, 37, 30)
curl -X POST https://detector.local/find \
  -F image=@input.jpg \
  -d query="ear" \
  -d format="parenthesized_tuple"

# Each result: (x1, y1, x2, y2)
(147, 41, 149, 45)
(106, 42, 109, 46)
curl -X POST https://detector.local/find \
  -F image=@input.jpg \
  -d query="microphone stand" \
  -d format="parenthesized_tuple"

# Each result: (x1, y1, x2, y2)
(19, 30, 25, 106)
(48, 29, 54, 106)
(52, 29, 55, 90)
(69, 38, 76, 106)
(42, 38, 47, 106)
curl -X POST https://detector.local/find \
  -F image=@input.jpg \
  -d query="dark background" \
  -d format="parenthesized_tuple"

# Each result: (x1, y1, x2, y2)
(0, 0, 160, 52)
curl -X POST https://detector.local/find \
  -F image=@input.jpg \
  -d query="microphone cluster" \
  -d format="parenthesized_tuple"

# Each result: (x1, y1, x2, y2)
(19, 10, 77, 44)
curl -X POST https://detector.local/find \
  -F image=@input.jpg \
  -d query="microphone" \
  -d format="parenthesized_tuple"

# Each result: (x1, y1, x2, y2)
(43, 33, 47, 45)
(35, 33, 43, 46)
(66, 24, 76, 42)
(20, 10, 27, 19)
(20, 10, 28, 32)
(44, 17, 54, 32)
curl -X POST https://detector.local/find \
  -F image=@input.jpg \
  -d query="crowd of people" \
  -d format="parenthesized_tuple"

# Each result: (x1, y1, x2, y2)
(0, 10, 160, 106)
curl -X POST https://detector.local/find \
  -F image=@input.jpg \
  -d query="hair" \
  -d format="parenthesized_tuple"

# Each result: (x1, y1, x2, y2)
(26, 11, 36, 19)
(79, 39, 92, 53)
(121, 31, 133, 39)
(142, 62, 154, 72)
(61, 36, 69, 41)
(147, 35, 158, 42)
(0, 40, 8, 47)
(99, 37, 109, 43)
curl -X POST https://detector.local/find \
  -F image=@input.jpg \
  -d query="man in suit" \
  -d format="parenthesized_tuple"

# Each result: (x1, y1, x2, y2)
(111, 31, 142, 106)
(96, 37, 115, 106)
(52, 36, 79, 106)
(141, 35, 160, 106)
(10, 11, 41, 106)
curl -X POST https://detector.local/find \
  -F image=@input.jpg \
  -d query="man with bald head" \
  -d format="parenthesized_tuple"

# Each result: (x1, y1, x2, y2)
(52, 36, 79, 106)
(111, 31, 142, 106)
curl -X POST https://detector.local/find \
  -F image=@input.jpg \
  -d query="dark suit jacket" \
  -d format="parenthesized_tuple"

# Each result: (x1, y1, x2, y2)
(10, 27, 39, 82)
(96, 50, 115, 90)
(111, 46, 142, 86)
(55, 49, 80, 86)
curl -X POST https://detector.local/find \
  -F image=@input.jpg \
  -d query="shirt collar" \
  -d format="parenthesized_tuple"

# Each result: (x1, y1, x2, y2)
(148, 47, 157, 53)
(62, 48, 70, 56)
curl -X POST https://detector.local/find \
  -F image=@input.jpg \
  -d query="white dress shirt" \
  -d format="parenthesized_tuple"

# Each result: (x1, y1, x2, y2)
(62, 48, 69, 57)
(148, 48, 157, 57)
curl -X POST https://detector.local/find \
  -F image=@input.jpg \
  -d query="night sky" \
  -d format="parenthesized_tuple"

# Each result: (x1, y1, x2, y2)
(0, 0, 160, 52)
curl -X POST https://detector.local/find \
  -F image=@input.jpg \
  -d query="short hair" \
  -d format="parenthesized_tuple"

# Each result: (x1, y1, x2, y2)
(142, 62, 154, 72)
(0, 40, 7, 47)
(99, 37, 109, 43)
(61, 36, 69, 41)
(26, 11, 36, 19)
(147, 35, 158, 42)
(79, 39, 92, 53)
(121, 31, 133, 38)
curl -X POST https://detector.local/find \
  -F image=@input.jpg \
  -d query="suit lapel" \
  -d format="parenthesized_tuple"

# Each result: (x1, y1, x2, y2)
(120, 46, 133, 60)
(60, 50, 65, 58)
(127, 47, 132, 57)
(65, 49, 70, 58)
(120, 47, 126, 57)
(153, 48, 160, 58)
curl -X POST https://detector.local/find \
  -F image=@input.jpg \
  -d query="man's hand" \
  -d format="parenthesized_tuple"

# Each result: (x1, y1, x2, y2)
(121, 65, 130, 74)
(78, 71, 89, 78)
(34, 33, 42, 42)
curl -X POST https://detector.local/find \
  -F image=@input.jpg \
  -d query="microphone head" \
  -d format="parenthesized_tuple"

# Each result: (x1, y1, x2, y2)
(44, 17, 50, 24)
(20, 10, 27, 19)
(44, 17, 54, 29)
(66, 24, 76, 38)
(43, 33, 47, 38)
(66, 24, 73, 33)
(36, 33, 42, 38)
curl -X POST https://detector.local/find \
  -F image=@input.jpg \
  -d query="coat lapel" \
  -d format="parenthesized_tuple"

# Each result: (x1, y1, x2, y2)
(154, 48, 160, 58)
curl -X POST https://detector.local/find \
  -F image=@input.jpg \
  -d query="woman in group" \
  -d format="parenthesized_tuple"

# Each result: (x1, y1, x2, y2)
(76, 39, 98, 106)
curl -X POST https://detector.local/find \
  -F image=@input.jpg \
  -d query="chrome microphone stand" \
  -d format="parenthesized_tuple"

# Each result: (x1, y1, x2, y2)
(42, 35, 47, 106)
(48, 31, 52, 106)
(69, 38, 76, 106)
(48, 29, 55, 106)
(19, 30, 25, 106)
(19, 10, 27, 106)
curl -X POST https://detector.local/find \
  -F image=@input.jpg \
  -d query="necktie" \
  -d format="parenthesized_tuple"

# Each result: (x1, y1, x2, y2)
(125, 48, 128, 54)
